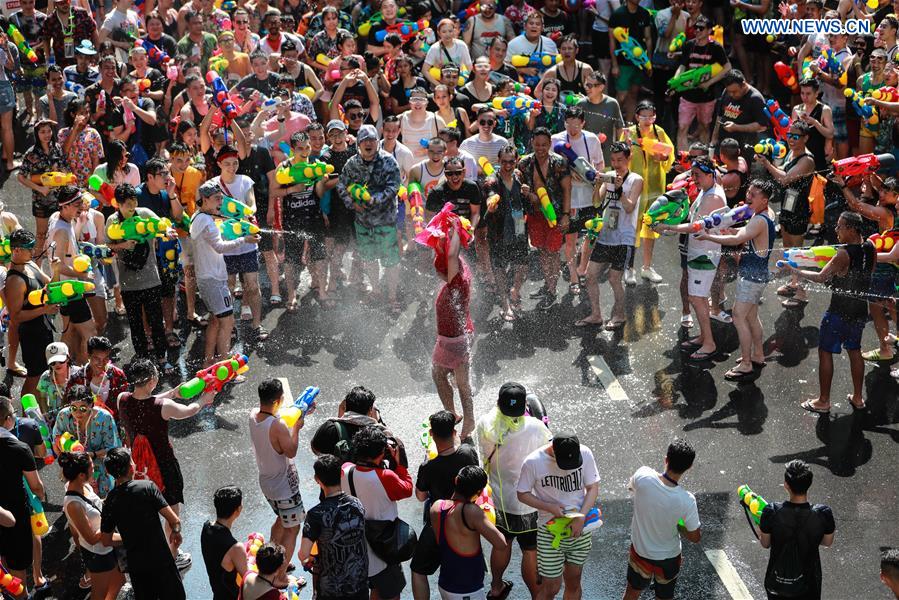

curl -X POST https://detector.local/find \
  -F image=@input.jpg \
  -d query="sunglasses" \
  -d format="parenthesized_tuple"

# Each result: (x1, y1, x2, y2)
(235, 19, 249, 24)
(691, 160, 714, 174)
(71, 405, 91, 413)
(348, 111, 366, 119)
(410, 96, 427, 103)
(479, 119, 495, 126)
(446, 170, 464, 176)
(786, 132, 804, 140)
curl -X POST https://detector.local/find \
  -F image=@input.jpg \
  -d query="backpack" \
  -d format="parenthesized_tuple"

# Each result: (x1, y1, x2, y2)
(331, 420, 354, 463)
(764, 507, 813, 598)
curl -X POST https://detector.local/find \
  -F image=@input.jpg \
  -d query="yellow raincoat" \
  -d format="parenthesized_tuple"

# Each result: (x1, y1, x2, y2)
(620, 124, 675, 244)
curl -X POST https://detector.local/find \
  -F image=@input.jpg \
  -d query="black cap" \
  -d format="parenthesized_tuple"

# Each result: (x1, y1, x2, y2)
(497, 382, 527, 417)
(552, 431, 582, 470)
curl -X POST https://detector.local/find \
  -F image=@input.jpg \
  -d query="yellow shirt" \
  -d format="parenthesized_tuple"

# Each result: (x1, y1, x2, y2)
(621, 124, 675, 240)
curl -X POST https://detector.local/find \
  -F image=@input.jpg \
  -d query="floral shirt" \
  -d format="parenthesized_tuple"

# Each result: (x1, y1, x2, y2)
(306, 29, 352, 61)
(19, 143, 68, 212)
(37, 369, 69, 427)
(517, 152, 570, 215)
(66, 363, 129, 419)
(40, 8, 98, 67)
(338, 150, 402, 229)
(306, 12, 354, 41)
(52, 407, 121, 497)
(57, 126, 104, 188)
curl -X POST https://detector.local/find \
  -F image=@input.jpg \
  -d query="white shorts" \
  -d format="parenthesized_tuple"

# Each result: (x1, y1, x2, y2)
(439, 587, 487, 600)
(687, 267, 716, 298)
(179, 237, 194, 267)
(196, 278, 233, 318)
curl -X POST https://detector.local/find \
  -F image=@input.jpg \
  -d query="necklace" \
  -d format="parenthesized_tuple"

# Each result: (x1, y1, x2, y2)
(661, 471, 678, 486)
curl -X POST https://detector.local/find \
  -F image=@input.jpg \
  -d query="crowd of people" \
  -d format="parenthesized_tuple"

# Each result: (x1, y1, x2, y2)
(0, 0, 899, 595)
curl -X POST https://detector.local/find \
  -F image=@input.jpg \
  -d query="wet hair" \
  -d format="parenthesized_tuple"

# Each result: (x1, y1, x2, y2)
(784, 459, 813, 494)
(313, 454, 343, 486)
(0, 396, 13, 423)
(666, 439, 696, 474)
(105, 446, 133, 479)
(690, 141, 710, 153)
(255, 543, 285, 575)
(352, 425, 388, 461)
(799, 76, 819, 90)
(882, 177, 899, 193)
(344, 386, 376, 414)
(694, 14, 712, 29)
(87, 336, 113, 355)
(383, 32, 403, 47)
(114, 183, 138, 205)
(585, 70, 606, 85)
(175, 122, 197, 145)
(565, 106, 586, 121)
(881, 548, 899, 581)
(106, 140, 130, 181)
(58, 451, 92, 481)
(635, 100, 656, 115)
(609, 141, 631, 157)
(559, 34, 579, 48)
(129, 358, 159, 386)
(445, 156, 465, 170)
(213, 485, 243, 518)
(9, 229, 36, 249)
(455, 465, 488, 498)
(258, 379, 283, 406)
(722, 70, 746, 86)
(749, 178, 775, 200)
(429, 410, 456, 440)
(839, 211, 865, 233)
(66, 383, 93, 406)
(498, 144, 517, 160)
(790, 120, 812, 136)
(439, 127, 463, 143)
(718, 138, 739, 158)
(290, 131, 310, 147)
(531, 126, 553, 141)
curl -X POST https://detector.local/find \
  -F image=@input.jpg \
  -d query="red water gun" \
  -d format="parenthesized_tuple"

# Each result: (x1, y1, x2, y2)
(764, 98, 791, 141)
(832, 153, 895, 179)
(773, 61, 799, 94)
(135, 39, 169, 66)
(869, 230, 899, 252)
(0, 561, 24, 597)
(675, 151, 693, 173)
(871, 86, 899, 102)
(178, 354, 249, 398)
(88, 174, 117, 207)
(667, 176, 698, 202)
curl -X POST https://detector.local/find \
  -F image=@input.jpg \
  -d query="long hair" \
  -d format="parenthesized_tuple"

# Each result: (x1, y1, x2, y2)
(106, 140, 130, 181)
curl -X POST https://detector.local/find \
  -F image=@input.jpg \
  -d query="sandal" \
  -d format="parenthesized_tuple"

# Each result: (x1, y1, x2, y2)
(604, 319, 626, 331)
(270, 294, 283, 306)
(862, 349, 894, 362)
(569, 282, 582, 295)
(776, 284, 797, 297)
(724, 367, 756, 381)
(187, 313, 209, 327)
(848, 394, 867, 411)
(166, 332, 181, 348)
(687, 349, 716, 361)
(286, 299, 299, 313)
(255, 326, 270, 341)
(575, 317, 604, 327)
(781, 297, 808, 309)
(800, 399, 830, 414)
(502, 309, 516, 322)
(486, 580, 514, 600)
(7, 363, 27, 377)
(680, 314, 694, 328)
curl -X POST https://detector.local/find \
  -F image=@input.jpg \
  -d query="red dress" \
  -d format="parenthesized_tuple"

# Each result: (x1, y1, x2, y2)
(432, 258, 473, 370)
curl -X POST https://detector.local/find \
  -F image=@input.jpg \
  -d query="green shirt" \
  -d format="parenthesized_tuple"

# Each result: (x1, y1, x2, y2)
(177, 32, 218, 74)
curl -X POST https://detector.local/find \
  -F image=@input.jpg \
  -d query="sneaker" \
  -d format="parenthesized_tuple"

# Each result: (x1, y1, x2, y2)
(234, 286, 243, 299)
(624, 269, 637, 287)
(536, 293, 556, 310)
(641, 266, 663, 283)
(240, 305, 252, 321)
(710, 310, 733, 324)
(529, 286, 549, 299)
(175, 550, 192, 570)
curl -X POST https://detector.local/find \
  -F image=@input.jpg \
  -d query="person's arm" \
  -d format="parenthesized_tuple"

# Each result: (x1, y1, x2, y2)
(758, 153, 814, 185)
(124, 97, 157, 125)
(659, 193, 726, 234)
(196, 212, 258, 252)
(298, 536, 315, 565)
(699, 215, 765, 245)
(568, 480, 600, 537)
(273, 416, 304, 459)
(517, 489, 566, 518)
(445, 224, 461, 282)
(619, 176, 643, 213)
(468, 502, 508, 550)
(329, 77, 350, 120)
(64, 500, 105, 545)
(380, 444, 415, 500)
(159, 391, 215, 420)
(0, 507, 14, 528)
(159, 504, 183, 548)
(5, 272, 58, 323)
(821, 532, 835, 547)
(361, 74, 381, 123)
(786, 246, 850, 283)
(23, 470, 44, 500)
(198, 103, 216, 154)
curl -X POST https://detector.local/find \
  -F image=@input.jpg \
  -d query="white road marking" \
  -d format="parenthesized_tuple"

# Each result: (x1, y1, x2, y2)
(704, 549, 754, 600)
(276, 377, 293, 402)
(587, 355, 629, 402)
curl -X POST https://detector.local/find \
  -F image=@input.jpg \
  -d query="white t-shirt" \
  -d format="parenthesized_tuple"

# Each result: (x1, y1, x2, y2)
(477, 410, 551, 516)
(551, 130, 604, 209)
(424, 39, 473, 71)
(381, 141, 416, 182)
(190, 211, 245, 281)
(517, 445, 599, 525)
(505, 35, 558, 63)
(209, 174, 257, 257)
(628, 466, 700, 560)
(101, 8, 142, 64)
(258, 32, 304, 58)
(459, 133, 510, 170)
(62, 484, 111, 555)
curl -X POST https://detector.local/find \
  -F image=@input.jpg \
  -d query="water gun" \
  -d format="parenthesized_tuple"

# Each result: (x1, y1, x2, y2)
(869, 230, 899, 252)
(58, 431, 85, 453)
(419, 421, 438, 460)
(0, 237, 10, 263)
(613, 28, 651, 72)
(872, 86, 899, 102)
(358, 13, 382, 36)
(510, 52, 563, 69)
(668, 175, 697, 203)
(817, 46, 847, 87)
(317, 54, 342, 82)
(710, 25, 723, 46)
(206, 71, 238, 123)
(676, 151, 693, 172)
(415, 201, 474, 251)
(537, 187, 557, 227)
(553, 141, 597, 182)
(375, 19, 429, 42)
(106, 215, 172, 242)
(78, 241, 114, 263)
(218, 218, 260, 240)
(753, 138, 787, 160)
(209, 54, 229, 75)
(275, 161, 334, 186)
(28, 280, 95, 307)
(427, 65, 469, 87)
(832, 153, 895, 178)
(156, 236, 181, 275)
(401, 183, 425, 234)
(72, 254, 93, 274)
(478, 156, 495, 177)
(31, 171, 76, 187)
(776, 245, 838, 268)
(474, 484, 496, 524)
(278, 386, 319, 428)
(65, 80, 86, 96)
(737, 484, 768, 525)
(584, 216, 603, 241)
(214, 0, 237, 11)
(135, 78, 152, 96)
(485, 193, 500, 212)
(634, 137, 673, 158)
(21, 394, 55, 464)
(236, 532, 265, 586)
(348, 183, 372, 204)
(7, 24, 37, 63)
(24, 479, 49, 537)
(667, 63, 722, 93)
(285, 576, 303, 600)
(0, 561, 24, 597)
(774, 61, 799, 94)
(491, 95, 541, 118)
(691, 203, 754, 232)
(643, 189, 689, 226)
(219, 195, 255, 219)
(456, 2, 479, 20)
(510, 82, 531, 95)
(88, 174, 117, 207)
(561, 91, 585, 107)
(764, 99, 792, 141)
(545, 507, 603, 549)
(135, 38, 169, 65)
(845, 88, 879, 128)
(668, 32, 686, 53)
(178, 354, 249, 399)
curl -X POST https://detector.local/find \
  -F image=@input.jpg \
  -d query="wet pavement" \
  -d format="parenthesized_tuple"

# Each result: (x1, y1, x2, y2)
(2, 170, 898, 600)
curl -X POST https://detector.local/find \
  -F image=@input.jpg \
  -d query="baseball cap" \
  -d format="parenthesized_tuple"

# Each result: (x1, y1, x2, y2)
(198, 181, 222, 198)
(76, 40, 97, 55)
(326, 119, 347, 132)
(552, 431, 583, 470)
(357, 124, 378, 143)
(497, 382, 527, 417)
(46, 342, 70, 365)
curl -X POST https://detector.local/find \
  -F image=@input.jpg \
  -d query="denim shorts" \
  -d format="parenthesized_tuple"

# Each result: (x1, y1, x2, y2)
(0, 80, 15, 114)
(832, 106, 848, 143)
(819, 311, 864, 353)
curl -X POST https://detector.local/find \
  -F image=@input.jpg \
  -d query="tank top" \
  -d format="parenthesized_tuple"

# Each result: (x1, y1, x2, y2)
(200, 520, 239, 600)
(401, 112, 439, 161)
(8, 267, 51, 335)
(118, 395, 177, 466)
(63, 487, 111, 555)
(435, 258, 473, 338)
(598, 171, 640, 246)
(801, 104, 828, 171)
(435, 500, 486, 595)
(418, 160, 445, 196)
(740, 212, 775, 283)
(47, 213, 78, 264)
(686, 183, 726, 268)
(249, 411, 298, 500)
(779, 150, 814, 219)
(723, 168, 748, 207)
(556, 62, 586, 95)
(828, 241, 875, 320)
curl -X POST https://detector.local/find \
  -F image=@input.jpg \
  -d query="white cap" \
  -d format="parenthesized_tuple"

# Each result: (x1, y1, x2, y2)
(45, 342, 70, 364)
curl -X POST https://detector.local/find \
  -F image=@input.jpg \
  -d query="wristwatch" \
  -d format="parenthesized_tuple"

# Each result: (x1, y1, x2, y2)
(172, 522, 182, 534)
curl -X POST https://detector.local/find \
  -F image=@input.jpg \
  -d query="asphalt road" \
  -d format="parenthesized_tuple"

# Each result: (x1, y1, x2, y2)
(2, 167, 898, 600)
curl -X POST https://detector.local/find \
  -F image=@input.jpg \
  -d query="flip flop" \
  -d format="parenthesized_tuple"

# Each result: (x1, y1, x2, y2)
(781, 297, 809, 309)
(800, 399, 830, 414)
(604, 320, 626, 331)
(724, 368, 756, 381)
(734, 359, 767, 369)
(486, 580, 514, 600)
(680, 339, 702, 350)
(687, 350, 716, 362)
(848, 394, 867, 411)
(862, 349, 894, 362)
(575, 318, 603, 327)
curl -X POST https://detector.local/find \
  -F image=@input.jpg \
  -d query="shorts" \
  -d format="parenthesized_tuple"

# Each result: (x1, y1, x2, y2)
(678, 99, 716, 128)
(196, 277, 233, 318)
(355, 222, 400, 267)
(433, 333, 472, 370)
(410, 523, 440, 575)
(779, 210, 809, 236)
(224, 250, 259, 275)
(832, 105, 848, 143)
(590, 243, 633, 272)
(615, 63, 646, 93)
(59, 297, 93, 324)
(20, 324, 53, 377)
(626, 546, 682, 599)
(529, 212, 564, 252)
(0, 509, 32, 570)
(81, 546, 118, 573)
(536, 524, 592, 578)
(158, 269, 177, 298)
(91, 265, 110, 300)
(686, 259, 718, 297)
(15, 64, 47, 92)
(370, 563, 406, 598)
(284, 227, 326, 265)
(439, 587, 487, 600)
(490, 239, 530, 271)
(819, 311, 865, 353)
(568, 206, 601, 235)
(869, 271, 895, 301)
(327, 215, 355, 245)
(32, 194, 59, 219)
(735, 277, 767, 305)
(0, 80, 15, 114)
(179, 236, 194, 267)
(258, 228, 275, 252)
(496, 510, 537, 550)
(266, 492, 305, 529)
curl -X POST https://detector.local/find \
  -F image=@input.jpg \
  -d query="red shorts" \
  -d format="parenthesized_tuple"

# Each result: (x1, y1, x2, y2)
(528, 213, 564, 252)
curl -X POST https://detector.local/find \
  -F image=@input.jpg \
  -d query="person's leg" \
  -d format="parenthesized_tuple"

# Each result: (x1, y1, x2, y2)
(91, 566, 126, 600)
(32, 535, 45, 588)
(161, 295, 175, 336)
(284, 262, 298, 306)
(870, 300, 894, 358)
(364, 259, 382, 297)
(475, 228, 494, 284)
(269, 516, 285, 549)
(87, 296, 108, 336)
(1, 111, 14, 169)
(7, 324, 22, 372)
(184, 264, 199, 318)
(641, 237, 655, 271)
(73, 320, 97, 364)
(680, 268, 690, 318)
(731, 301, 754, 372)
(522, 549, 539, 597)
(263, 249, 282, 300)
(494, 262, 511, 316)
(431, 363, 456, 416)
(582, 260, 604, 323)
(122, 290, 150, 356)
(511, 264, 527, 305)
(561, 563, 584, 600)
(781, 231, 806, 299)
(280, 524, 301, 580)
(144, 291, 167, 364)
(215, 314, 235, 359)
(489, 540, 514, 597)
(540, 576, 563, 600)
(543, 248, 561, 294)
(578, 238, 593, 277)
(242, 271, 262, 327)
(203, 316, 219, 366)
(384, 264, 400, 304)
(454, 361, 474, 438)
(689, 294, 716, 354)
(848, 348, 865, 406)
(34, 217, 49, 261)
(608, 268, 625, 322)
(164, 503, 182, 557)
(21, 375, 40, 398)
(814, 348, 835, 409)
(565, 232, 580, 286)
(747, 303, 765, 363)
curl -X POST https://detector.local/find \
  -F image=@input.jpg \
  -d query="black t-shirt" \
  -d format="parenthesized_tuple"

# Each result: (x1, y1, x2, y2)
(201, 520, 239, 600)
(426, 180, 483, 220)
(322, 145, 358, 221)
(415, 443, 479, 502)
(678, 41, 729, 104)
(239, 145, 276, 215)
(541, 9, 573, 38)
(302, 493, 368, 598)
(341, 82, 372, 110)
(100, 479, 173, 569)
(713, 85, 769, 149)
(0, 429, 36, 517)
(142, 34, 178, 60)
(389, 77, 429, 110)
(760, 501, 836, 598)
(609, 5, 653, 47)
(13, 417, 44, 455)
(234, 72, 277, 99)
(281, 184, 325, 230)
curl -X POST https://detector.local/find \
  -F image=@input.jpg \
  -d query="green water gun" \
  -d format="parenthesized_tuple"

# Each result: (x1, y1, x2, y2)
(737, 484, 768, 525)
